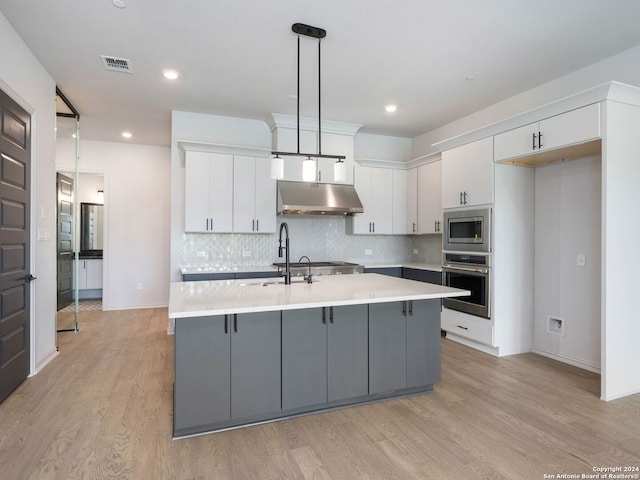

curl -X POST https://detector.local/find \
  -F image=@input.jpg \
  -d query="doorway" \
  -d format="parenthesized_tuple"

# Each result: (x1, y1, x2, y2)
(0, 88, 32, 403)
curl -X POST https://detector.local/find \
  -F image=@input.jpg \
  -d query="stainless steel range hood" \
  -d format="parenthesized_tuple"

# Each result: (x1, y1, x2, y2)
(277, 180, 363, 216)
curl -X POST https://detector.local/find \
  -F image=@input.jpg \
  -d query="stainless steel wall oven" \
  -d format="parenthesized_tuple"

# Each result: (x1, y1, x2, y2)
(442, 252, 490, 319)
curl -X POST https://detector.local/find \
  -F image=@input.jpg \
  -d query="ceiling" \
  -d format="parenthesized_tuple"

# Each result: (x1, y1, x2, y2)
(2, 0, 640, 147)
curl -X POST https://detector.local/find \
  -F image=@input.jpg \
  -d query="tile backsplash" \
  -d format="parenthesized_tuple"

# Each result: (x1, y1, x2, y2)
(181, 215, 442, 268)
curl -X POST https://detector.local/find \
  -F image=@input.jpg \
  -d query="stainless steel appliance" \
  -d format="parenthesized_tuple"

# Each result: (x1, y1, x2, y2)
(277, 181, 364, 216)
(442, 252, 490, 318)
(443, 207, 491, 253)
(273, 261, 363, 277)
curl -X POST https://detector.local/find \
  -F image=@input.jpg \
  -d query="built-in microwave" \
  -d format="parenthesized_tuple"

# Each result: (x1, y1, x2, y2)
(443, 207, 491, 253)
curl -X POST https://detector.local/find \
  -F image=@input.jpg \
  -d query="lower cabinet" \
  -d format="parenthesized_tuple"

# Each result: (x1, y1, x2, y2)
(282, 304, 368, 409)
(174, 311, 281, 435)
(174, 300, 441, 436)
(369, 300, 441, 394)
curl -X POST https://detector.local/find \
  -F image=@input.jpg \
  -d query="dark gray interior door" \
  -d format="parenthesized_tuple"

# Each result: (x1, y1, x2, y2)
(0, 89, 31, 404)
(56, 173, 73, 310)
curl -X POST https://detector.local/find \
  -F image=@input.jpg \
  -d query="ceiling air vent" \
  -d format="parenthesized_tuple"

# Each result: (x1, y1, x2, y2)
(100, 55, 133, 73)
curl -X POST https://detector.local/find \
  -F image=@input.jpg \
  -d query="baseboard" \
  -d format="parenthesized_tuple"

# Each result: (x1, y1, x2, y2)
(31, 348, 59, 376)
(444, 333, 500, 356)
(167, 318, 175, 336)
(102, 303, 168, 311)
(601, 386, 640, 401)
(532, 346, 601, 374)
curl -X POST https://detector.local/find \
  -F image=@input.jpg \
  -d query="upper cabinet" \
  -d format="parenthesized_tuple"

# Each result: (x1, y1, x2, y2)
(441, 137, 494, 209)
(185, 151, 234, 233)
(405, 168, 418, 234)
(417, 161, 442, 233)
(233, 156, 276, 233)
(392, 169, 408, 235)
(184, 149, 275, 234)
(494, 104, 601, 163)
(347, 165, 393, 235)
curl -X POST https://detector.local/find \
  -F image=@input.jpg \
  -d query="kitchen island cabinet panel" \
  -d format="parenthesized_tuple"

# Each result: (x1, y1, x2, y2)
(282, 308, 327, 410)
(230, 311, 281, 419)
(369, 302, 407, 394)
(327, 305, 369, 402)
(407, 300, 441, 388)
(174, 315, 230, 432)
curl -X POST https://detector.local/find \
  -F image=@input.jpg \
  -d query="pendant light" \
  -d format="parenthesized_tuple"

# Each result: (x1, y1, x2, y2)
(333, 159, 346, 183)
(271, 23, 347, 182)
(270, 154, 284, 180)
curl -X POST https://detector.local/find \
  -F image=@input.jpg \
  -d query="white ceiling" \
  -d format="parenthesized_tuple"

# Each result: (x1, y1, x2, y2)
(2, 0, 640, 147)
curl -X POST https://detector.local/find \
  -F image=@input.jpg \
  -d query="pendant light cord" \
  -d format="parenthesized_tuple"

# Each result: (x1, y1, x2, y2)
(318, 38, 322, 156)
(297, 35, 300, 154)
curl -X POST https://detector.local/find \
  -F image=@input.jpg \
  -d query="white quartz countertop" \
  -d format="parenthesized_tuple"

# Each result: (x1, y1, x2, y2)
(169, 273, 469, 319)
(181, 265, 278, 274)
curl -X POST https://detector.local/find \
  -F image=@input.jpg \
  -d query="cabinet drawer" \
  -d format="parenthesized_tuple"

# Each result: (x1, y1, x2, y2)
(441, 308, 493, 346)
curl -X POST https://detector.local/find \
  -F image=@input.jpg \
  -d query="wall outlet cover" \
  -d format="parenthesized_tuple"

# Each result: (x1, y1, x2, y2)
(577, 253, 586, 267)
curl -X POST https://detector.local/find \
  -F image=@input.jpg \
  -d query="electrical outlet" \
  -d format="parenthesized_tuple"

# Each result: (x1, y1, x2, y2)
(413, 249, 419, 255)
(365, 249, 373, 256)
(577, 253, 586, 267)
(242, 251, 251, 257)
(137, 283, 143, 291)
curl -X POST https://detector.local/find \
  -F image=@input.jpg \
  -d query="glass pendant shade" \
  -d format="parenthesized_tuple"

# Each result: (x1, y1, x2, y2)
(270, 155, 284, 180)
(334, 160, 346, 183)
(302, 157, 316, 182)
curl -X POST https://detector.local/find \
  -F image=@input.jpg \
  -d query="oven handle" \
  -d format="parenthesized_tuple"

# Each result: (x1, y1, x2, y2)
(443, 265, 489, 274)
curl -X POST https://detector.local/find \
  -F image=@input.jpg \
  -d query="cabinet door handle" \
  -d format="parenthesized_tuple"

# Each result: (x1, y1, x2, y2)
(322, 307, 326, 324)
(329, 306, 334, 324)
(206, 218, 209, 231)
(224, 315, 228, 334)
(256, 219, 259, 231)
(413, 222, 416, 233)
(456, 325, 468, 330)
(372, 222, 375, 233)
(409, 300, 413, 316)
(532, 132, 537, 150)
(318, 170, 321, 182)
(463, 192, 468, 205)
(538, 132, 543, 149)
(234, 314, 238, 333)
(252, 219, 255, 231)
(459, 191, 463, 205)
(402, 301, 407, 317)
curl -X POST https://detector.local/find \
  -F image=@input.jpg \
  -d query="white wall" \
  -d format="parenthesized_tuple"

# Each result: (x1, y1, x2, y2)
(601, 100, 640, 400)
(57, 139, 170, 309)
(354, 133, 412, 162)
(0, 11, 57, 373)
(532, 156, 601, 372)
(170, 111, 272, 281)
(413, 44, 640, 158)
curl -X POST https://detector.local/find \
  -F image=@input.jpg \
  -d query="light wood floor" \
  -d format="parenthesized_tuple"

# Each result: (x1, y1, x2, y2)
(1, 308, 638, 479)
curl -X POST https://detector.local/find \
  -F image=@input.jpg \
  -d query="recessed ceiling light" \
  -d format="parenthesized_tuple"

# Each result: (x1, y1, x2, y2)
(163, 69, 179, 80)
(112, 0, 126, 8)
(122, 131, 132, 139)
(385, 104, 397, 113)
(465, 74, 476, 81)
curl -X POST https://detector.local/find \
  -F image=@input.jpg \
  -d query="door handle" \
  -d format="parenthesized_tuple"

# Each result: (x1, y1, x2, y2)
(402, 301, 407, 317)
(252, 219, 255, 231)
(234, 314, 238, 333)
(322, 307, 326, 324)
(408, 300, 413, 316)
(538, 132, 543, 149)
(532, 132, 537, 150)
(206, 218, 209, 231)
(256, 219, 259, 231)
(329, 306, 334, 324)
(25, 274, 37, 283)
(224, 314, 228, 334)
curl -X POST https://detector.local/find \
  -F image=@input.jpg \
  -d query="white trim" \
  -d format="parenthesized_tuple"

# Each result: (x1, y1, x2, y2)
(266, 113, 362, 136)
(355, 152, 441, 170)
(177, 141, 271, 157)
(443, 333, 500, 356)
(600, 386, 640, 402)
(32, 347, 58, 374)
(532, 346, 601, 374)
(29, 110, 37, 376)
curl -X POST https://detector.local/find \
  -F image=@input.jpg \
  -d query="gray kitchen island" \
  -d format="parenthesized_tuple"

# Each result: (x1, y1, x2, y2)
(168, 273, 469, 438)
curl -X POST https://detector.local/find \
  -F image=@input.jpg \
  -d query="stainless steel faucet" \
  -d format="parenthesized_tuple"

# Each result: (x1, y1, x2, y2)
(278, 222, 291, 285)
(298, 255, 313, 284)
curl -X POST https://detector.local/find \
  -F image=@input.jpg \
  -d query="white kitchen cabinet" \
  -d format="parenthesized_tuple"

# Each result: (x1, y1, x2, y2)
(347, 165, 392, 234)
(77, 259, 102, 290)
(405, 168, 418, 234)
(441, 137, 493, 209)
(233, 156, 276, 233)
(494, 103, 600, 162)
(392, 169, 407, 234)
(184, 151, 234, 232)
(417, 161, 442, 234)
